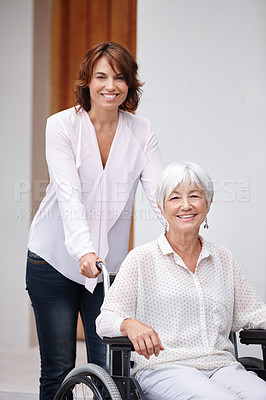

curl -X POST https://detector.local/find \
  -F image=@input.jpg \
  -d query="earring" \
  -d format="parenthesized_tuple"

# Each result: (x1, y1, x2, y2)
(204, 217, 209, 229)
(164, 220, 168, 234)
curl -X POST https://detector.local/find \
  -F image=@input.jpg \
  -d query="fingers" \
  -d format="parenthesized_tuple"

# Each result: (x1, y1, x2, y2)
(80, 260, 99, 278)
(144, 333, 162, 359)
(130, 327, 163, 359)
(135, 336, 156, 359)
(79, 253, 105, 278)
(120, 320, 164, 359)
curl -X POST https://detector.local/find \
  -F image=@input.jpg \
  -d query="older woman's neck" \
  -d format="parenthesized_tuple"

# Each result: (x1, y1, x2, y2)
(166, 230, 202, 273)
(166, 230, 201, 257)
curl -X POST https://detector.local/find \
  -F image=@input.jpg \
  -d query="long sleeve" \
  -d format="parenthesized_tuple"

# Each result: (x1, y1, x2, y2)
(232, 260, 266, 331)
(46, 115, 95, 260)
(140, 130, 164, 223)
(96, 251, 139, 338)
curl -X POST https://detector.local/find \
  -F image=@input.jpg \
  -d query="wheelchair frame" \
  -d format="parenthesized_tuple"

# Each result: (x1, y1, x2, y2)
(53, 263, 266, 400)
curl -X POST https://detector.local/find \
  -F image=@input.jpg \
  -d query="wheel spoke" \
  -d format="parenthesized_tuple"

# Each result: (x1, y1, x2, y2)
(53, 364, 122, 400)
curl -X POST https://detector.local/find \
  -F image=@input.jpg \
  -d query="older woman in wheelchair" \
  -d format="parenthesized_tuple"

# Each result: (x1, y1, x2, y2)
(96, 161, 266, 400)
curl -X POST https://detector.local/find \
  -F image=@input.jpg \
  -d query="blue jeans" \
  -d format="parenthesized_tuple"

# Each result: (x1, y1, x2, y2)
(26, 250, 105, 400)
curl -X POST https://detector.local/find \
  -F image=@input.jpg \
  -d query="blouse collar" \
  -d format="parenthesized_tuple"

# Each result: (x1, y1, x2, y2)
(157, 233, 212, 262)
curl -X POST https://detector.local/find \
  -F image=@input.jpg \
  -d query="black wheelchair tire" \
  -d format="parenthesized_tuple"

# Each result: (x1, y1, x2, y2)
(54, 363, 122, 400)
(238, 356, 264, 370)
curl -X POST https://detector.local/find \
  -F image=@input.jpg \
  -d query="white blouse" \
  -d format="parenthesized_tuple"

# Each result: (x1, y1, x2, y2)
(28, 107, 163, 292)
(96, 234, 266, 375)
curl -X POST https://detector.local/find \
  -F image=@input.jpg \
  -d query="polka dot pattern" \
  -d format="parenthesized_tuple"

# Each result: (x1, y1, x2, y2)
(96, 234, 266, 376)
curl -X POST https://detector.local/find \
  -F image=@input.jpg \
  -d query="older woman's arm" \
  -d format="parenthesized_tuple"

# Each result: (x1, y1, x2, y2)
(232, 260, 266, 331)
(96, 250, 164, 359)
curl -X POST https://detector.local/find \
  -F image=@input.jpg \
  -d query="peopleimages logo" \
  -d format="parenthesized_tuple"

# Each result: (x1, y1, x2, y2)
(13, 178, 250, 221)
(14, 180, 132, 202)
(14, 180, 48, 202)
(211, 179, 250, 202)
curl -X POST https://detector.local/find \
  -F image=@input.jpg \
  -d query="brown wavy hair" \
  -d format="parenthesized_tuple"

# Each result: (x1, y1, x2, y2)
(75, 41, 143, 112)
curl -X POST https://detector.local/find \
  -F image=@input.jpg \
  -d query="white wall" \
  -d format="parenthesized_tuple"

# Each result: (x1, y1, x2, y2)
(0, 0, 34, 347)
(0, 0, 51, 348)
(135, 0, 266, 300)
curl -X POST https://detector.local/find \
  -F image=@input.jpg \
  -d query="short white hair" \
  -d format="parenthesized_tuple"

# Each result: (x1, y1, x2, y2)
(156, 161, 214, 211)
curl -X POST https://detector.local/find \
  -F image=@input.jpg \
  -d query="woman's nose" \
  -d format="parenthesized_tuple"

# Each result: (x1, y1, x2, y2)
(181, 197, 192, 209)
(105, 78, 115, 91)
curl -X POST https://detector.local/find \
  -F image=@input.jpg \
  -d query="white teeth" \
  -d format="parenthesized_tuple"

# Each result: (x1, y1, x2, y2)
(178, 214, 195, 219)
(102, 94, 117, 99)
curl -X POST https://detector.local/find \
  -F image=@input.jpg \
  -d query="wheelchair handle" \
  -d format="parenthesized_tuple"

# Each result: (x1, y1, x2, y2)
(96, 261, 110, 297)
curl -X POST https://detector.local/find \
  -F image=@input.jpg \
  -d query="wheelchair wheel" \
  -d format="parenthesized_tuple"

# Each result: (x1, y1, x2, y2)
(54, 364, 122, 400)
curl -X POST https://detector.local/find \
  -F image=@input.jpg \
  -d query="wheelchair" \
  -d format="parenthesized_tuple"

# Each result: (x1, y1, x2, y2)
(54, 263, 266, 400)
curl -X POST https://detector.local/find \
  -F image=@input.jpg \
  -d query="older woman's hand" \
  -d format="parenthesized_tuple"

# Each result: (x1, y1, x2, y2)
(120, 319, 164, 359)
(79, 252, 105, 278)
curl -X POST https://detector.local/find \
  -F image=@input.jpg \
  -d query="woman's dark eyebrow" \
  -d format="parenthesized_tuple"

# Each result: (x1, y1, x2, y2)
(94, 71, 124, 77)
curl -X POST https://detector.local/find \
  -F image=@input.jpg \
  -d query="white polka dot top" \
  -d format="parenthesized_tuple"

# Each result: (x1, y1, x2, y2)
(96, 234, 266, 376)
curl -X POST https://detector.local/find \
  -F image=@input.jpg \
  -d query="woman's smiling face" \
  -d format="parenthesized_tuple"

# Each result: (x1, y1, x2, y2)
(89, 56, 128, 112)
(163, 183, 210, 235)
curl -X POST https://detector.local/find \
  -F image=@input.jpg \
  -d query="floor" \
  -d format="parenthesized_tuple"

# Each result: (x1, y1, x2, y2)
(0, 341, 87, 400)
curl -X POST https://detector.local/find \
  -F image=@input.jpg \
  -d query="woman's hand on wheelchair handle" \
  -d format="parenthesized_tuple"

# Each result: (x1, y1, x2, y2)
(120, 319, 164, 359)
(79, 252, 105, 278)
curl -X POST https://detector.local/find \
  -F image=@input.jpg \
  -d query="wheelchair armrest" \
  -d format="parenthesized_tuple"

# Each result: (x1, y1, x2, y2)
(239, 329, 266, 346)
(103, 336, 135, 351)
(103, 337, 135, 377)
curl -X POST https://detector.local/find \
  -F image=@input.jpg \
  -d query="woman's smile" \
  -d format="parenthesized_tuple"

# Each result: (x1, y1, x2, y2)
(100, 93, 120, 101)
(177, 214, 197, 219)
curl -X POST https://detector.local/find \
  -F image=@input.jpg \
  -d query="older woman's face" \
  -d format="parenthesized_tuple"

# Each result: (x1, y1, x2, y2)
(163, 183, 210, 235)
